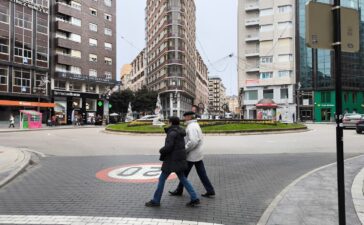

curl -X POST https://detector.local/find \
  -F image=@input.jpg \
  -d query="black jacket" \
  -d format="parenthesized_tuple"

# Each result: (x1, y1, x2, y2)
(159, 125, 188, 173)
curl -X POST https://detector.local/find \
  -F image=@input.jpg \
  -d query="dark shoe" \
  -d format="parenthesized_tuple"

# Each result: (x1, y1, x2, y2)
(169, 190, 183, 196)
(145, 200, 160, 207)
(201, 192, 215, 198)
(186, 199, 200, 207)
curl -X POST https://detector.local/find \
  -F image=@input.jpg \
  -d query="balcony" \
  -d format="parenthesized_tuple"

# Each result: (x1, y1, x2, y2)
(56, 21, 80, 34)
(245, 34, 259, 42)
(56, 38, 81, 51)
(56, 2, 80, 18)
(56, 54, 82, 66)
(167, 59, 183, 64)
(245, 1, 259, 11)
(245, 18, 260, 27)
(245, 49, 259, 57)
(246, 66, 260, 73)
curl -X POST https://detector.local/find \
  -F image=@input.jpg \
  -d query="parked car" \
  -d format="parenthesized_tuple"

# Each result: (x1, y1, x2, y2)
(343, 114, 363, 129)
(225, 113, 233, 119)
(137, 115, 158, 121)
(356, 119, 364, 134)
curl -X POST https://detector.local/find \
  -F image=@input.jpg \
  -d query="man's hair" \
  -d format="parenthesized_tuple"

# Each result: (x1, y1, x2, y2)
(168, 116, 180, 125)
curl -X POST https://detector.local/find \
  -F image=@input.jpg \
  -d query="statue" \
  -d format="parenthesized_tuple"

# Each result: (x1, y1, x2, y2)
(153, 94, 165, 126)
(125, 102, 134, 122)
(201, 107, 209, 120)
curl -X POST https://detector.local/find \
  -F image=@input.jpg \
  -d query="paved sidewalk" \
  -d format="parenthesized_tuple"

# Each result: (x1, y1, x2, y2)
(263, 155, 364, 225)
(0, 147, 31, 188)
(0, 125, 103, 133)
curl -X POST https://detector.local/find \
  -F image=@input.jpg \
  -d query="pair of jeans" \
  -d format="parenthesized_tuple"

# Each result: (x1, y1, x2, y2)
(175, 160, 214, 194)
(152, 171, 198, 204)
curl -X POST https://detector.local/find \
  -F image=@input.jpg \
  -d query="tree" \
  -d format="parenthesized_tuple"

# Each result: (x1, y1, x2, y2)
(133, 86, 158, 114)
(109, 89, 134, 114)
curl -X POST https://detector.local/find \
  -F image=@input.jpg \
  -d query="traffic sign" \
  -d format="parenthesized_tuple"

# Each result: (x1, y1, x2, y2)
(96, 163, 177, 183)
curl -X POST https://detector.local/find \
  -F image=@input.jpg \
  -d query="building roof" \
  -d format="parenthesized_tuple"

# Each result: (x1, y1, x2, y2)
(120, 64, 132, 78)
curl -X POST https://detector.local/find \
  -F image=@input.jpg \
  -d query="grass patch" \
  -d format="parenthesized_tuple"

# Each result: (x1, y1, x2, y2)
(106, 122, 306, 134)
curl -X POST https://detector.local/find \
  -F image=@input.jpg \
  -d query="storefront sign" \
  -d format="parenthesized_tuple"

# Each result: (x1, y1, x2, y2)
(96, 163, 177, 183)
(317, 104, 335, 107)
(55, 72, 117, 85)
(0, 100, 55, 108)
(10, 0, 48, 13)
(53, 91, 81, 97)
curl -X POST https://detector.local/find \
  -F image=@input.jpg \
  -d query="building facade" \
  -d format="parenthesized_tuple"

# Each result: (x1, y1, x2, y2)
(130, 49, 146, 92)
(194, 50, 209, 110)
(238, 0, 296, 121)
(120, 64, 132, 91)
(297, 0, 364, 122)
(49, 0, 117, 125)
(208, 76, 227, 116)
(226, 95, 240, 116)
(145, 0, 207, 118)
(0, 0, 52, 122)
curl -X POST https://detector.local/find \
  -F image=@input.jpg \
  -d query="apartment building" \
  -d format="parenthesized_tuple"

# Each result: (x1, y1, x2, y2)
(194, 50, 209, 109)
(50, 0, 116, 124)
(226, 95, 240, 116)
(145, 0, 207, 118)
(0, 0, 52, 121)
(238, 0, 296, 121)
(120, 64, 132, 91)
(129, 49, 146, 92)
(208, 76, 227, 116)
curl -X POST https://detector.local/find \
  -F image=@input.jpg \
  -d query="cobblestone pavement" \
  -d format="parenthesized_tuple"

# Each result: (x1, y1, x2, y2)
(0, 153, 354, 225)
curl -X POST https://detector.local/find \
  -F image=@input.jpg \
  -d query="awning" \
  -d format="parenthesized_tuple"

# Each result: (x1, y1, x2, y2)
(256, 103, 278, 108)
(0, 100, 55, 108)
(20, 110, 42, 116)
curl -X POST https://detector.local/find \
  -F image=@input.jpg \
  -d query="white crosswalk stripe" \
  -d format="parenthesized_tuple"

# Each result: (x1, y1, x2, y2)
(0, 215, 223, 225)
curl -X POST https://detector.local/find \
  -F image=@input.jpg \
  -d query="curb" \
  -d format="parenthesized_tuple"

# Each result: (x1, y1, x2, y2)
(103, 127, 309, 136)
(0, 126, 103, 133)
(0, 149, 32, 189)
(257, 154, 364, 225)
(352, 167, 364, 224)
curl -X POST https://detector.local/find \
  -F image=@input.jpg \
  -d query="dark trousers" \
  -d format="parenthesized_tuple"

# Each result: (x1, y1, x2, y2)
(175, 160, 215, 193)
(9, 123, 14, 128)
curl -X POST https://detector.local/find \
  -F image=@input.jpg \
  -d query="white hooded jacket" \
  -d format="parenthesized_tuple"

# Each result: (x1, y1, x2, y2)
(185, 120, 204, 162)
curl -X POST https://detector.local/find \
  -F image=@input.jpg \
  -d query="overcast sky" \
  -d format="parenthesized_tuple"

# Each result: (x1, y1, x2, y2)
(117, 0, 238, 96)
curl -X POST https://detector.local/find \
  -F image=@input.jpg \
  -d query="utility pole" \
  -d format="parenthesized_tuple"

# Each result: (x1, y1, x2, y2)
(333, 0, 346, 224)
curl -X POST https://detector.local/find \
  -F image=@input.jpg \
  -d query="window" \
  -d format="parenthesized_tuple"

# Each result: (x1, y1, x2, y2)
(105, 71, 112, 79)
(71, 50, 81, 58)
(104, 0, 112, 7)
(71, 17, 81, 26)
(86, 99, 97, 110)
(70, 33, 81, 43)
(89, 23, 98, 32)
(260, 72, 273, 79)
(54, 80, 66, 90)
(89, 69, 97, 77)
(70, 66, 81, 75)
(260, 8, 273, 17)
(263, 89, 274, 99)
(69, 82, 82, 91)
(280, 88, 289, 99)
(278, 54, 293, 62)
(37, 46, 48, 62)
(104, 42, 112, 50)
(89, 54, 97, 62)
(37, 16, 48, 34)
(71, 1, 81, 10)
(321, 91, 331, 103)
(245, 90, 258, 101)
(89, 38, 98, 47)
(15, 9, 32, 30)
(278, 21, 292, 29)
(90, 8, 97, 16)
(278, 5, 292, 14)
(260, 56, 273, 64)
(0, 67, 8, 85)
(104, 13, 112, 21)
(34, 73, 46, 88)
(0, 1, 9, 23)
(86, 85, 96, 93)
(104, 57, 112, 65)
(0, 38, 8, 54)
(260, 24, 273, 32)
(278, 70, 291, 77)
(104, 28, 112, 36)
(13, 69, 31, 93)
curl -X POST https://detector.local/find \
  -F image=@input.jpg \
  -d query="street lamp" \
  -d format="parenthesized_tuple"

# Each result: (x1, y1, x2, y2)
(33, 77, 50, 112)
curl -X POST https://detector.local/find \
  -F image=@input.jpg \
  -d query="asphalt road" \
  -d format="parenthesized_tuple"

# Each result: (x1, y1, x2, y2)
(0, 124, 362, 225)
(0, 124, 362, 156)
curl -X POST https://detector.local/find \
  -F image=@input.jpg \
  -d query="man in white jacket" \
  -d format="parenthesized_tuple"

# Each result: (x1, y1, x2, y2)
(169, 111, 215, 198)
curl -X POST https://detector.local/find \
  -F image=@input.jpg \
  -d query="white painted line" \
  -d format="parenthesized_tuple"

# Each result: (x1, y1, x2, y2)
(0, 215, 223, 225)
(352, 167, 364, 225)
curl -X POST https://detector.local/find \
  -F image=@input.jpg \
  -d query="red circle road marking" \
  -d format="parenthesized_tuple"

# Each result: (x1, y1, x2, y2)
(96, 163, 177, 183)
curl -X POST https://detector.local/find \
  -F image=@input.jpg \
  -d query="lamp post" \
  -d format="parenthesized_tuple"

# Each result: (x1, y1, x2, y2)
(33, 77, 49, 112)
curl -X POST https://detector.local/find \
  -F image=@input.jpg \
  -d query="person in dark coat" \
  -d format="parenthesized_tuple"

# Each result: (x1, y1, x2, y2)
(146, 117, 200, 208)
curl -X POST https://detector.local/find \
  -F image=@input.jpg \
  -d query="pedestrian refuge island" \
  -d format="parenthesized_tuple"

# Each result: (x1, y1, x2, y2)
(19, 110, 42, 129)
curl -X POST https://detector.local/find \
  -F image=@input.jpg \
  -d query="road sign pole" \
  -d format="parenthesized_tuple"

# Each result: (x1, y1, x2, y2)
(333, 1, 346, 225)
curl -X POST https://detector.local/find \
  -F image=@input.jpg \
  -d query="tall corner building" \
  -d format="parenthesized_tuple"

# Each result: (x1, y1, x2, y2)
(238, 0, 296, 121)
(0, 0, 51, 121)
(145, 0, 207, 118)
(297, 0, 364, 122)
(49, 0, 116, 125)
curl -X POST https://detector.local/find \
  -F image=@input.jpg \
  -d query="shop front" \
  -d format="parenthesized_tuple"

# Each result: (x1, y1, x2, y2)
(53, 91, 106, 125)
(256, 99, 278, 121)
